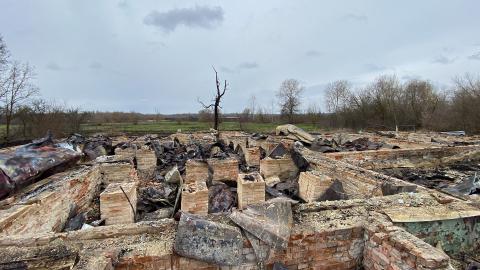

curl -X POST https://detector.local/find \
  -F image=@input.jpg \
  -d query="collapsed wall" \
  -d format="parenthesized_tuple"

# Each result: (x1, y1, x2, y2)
(0, 131, 479, 269)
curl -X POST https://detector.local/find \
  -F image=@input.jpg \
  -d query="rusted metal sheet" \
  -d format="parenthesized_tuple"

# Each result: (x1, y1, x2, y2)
(0, 137, 82, 199)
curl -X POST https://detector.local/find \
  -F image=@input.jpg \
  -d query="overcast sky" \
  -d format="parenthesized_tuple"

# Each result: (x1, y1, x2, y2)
(1, 0, 480, 114)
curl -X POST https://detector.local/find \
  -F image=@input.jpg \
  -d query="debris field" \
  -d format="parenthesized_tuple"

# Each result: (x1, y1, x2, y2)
(0, 126, 480, 270)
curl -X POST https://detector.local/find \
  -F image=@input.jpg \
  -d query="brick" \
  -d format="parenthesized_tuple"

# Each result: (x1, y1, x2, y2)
(237, 172, 265, 209)
(185, 159, 209, 184)
(99, 162, 136, 184)
(371, 248, 389, 266)
(136, 148, 157, 179)
(260, 157, 298, 181)
(208, 158, 239, 182)
(244, 147, 261, 167)
(115, 147, 136, 159)
(100, 182, 137, 225)
(181, 181, 209, 215)
(298, 171, 334, 203)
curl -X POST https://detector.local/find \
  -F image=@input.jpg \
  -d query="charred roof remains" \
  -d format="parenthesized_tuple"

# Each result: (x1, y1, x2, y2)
(0, 126, 480, 269)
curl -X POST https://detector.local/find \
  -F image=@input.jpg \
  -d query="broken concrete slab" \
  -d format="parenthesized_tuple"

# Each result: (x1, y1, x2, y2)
(275, 124, 315, 144)
(267, 143, 288, 158)
(0, 136, 82, 199)
(164, 165, 182, 184)
(230, 200, 293, 250)
(174, 212, 243, 266)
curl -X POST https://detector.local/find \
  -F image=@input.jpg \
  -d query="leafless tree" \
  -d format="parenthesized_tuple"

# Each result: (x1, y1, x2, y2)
(198, 108, 213, 122)
(324, 80, 351, 127)
(368, 75, 402, 129)
(0, 36, 10, 101)
(0, 35, 9, 72)
(402, 79, 438, 127)
(306, 103, 322, 125)
(1, 61, 38, 140)
(276, 79, 304, 123)
(451, 74, 480, 132)
(198, 67, 228, 131)
(248, 94, 256, 121)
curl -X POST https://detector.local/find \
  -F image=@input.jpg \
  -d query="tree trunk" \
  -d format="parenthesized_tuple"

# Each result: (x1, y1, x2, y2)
(214, 102, 219, 130)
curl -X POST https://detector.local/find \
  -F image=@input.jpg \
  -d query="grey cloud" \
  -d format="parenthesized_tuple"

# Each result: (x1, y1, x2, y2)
(220, 66, 234, 73)
(221, 62, 259, 73)
(89, 61, 103, 69)
(46, 62, 62, 71)
(118, 1, 128, 9)
(343, 13, 368, 22)
(143, 5, 224, 32)
(305, 50, 322, 57)
(432, 55, 455, 65)
(468, 52, 480, 61)
(237, 62, 258, 69)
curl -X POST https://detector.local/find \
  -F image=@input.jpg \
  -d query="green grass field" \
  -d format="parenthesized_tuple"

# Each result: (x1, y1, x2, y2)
(80, 121, 325, 136)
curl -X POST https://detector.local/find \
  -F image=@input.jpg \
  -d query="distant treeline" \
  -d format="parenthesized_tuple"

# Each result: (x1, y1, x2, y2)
(3, 72, 480, 144)
(322, 74, 480, 133)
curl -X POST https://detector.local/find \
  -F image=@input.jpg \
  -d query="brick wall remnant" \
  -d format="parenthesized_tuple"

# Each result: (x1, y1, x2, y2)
(207, 158, 239, 182)
(185, 159, 209, 184)
(237, 172, 265, 209)
(181, 181, 209, 215)
(298, 171, 334, 203)
(100, 182, 137, 225)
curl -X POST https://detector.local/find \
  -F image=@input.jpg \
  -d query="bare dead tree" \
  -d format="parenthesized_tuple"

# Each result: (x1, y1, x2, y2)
(0, 35, 10, 101)
(2, 61, 38, 140)
(198, 67, 228, 131)
(276, 79, 304, 123)
(0, 35, 9, 72)
(324, 80, 351, 127)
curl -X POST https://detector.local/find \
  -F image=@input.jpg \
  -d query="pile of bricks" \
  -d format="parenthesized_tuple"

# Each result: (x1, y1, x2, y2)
(100, 182, 137, 225)
(207, 158, 239, 182)
(185, 159, 209, 184)
(237, 172, 265, 209)
(114, 147, 136, 159)
(260, 157, 299, 182)
(135, 148, 157, 176)
(99, 162, 136, 184)
(363, 217, 450, 270)
(181, 181, 209, 215)
(244, 147, 261, 167)
(298, 171, 334, 202)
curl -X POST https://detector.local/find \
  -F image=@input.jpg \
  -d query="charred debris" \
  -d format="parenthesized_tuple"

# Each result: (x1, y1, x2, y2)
(1, 126, 480, 269)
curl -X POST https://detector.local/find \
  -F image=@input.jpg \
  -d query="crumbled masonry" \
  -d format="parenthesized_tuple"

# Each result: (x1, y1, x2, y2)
(0, 127, 480, 269)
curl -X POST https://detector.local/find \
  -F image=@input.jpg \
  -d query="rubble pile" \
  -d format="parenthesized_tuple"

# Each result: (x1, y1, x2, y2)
(0, 127, 479, 269)
(311, 136, 399, 153)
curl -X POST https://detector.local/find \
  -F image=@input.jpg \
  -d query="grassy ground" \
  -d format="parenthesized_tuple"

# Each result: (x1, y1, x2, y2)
(80, 121, 326, 136)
